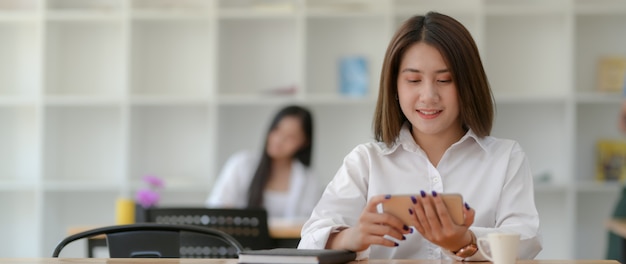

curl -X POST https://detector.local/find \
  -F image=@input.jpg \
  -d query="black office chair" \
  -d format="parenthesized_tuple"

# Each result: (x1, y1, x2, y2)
(52, 223, 244, 258)
(136, 207, 275, 254)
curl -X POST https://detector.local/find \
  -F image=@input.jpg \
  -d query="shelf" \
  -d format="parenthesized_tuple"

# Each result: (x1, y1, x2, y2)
(309, 103, 378, 185)
(0, 12, 39, 21)
(306, 15, 387, 97)
(43, 181, 121, 192)
(218, 17, 298, 96)
(46, 0, 122, 12)
(131, 11, 210, 20)
(485, 14, 569, 96)
(131, 0, 213, 19)
(44, 95, 123, 106)
(129, 105, 213, 184)
(43, 106, 123, 183)
(158, 189, 208, 207)
(393, 0, 480, 16)
(306, 0, 389, 17)
(0, 190, 39, 257)
(41, 190, 118, 259)
(484, 0, 569, 15)
(575, 0, 626, 14)
(533, 190, 572, 259)
(494, 92, 568, 104)
(576, 181, 623, 192)
(492, 103, 569, 184)
(576, 104, 623, 184)
(304, 94, 376, 104)
(0, 0, 39, 11)
(0, 0, 623, 259)
(576, 92, 623, 104)
(44, 20, 124, 96)
(131, 178, 211, 192)
(534, 183, 569, 193)
(0, 20, 40, 97)
(0, 106, 39, 184)
(575, 14, 626, 94)
(44, 11, 123, 21)
(216, 94, 302, 105)
(130, 20, 214, 96)
(129, 95, 210, 106)
(0, 181, 38, 191)
(0, 97, 38, 106)
(576, 188, 622, 259)
(218, 0, 296, 18)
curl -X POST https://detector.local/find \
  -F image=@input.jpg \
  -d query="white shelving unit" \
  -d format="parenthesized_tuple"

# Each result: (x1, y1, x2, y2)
(0, 0, 625, 259)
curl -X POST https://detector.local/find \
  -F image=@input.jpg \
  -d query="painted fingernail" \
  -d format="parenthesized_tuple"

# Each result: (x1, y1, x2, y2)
(408, 208, 413, 215)
(403, 225, 409, 231)
(420, 190, 426, 197)
(431, 191, 437, 197)
(385, 194, 391, 199)
(411, 196, 417, 204)
(402, 235, 406, 240)
(410, 228, 414, 234)
(465, 202, 470, 210)
(394, 242, 399, 247)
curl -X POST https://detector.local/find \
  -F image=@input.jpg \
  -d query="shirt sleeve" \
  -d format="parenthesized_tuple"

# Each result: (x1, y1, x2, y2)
(444, 143, 543, 261)
(297, 145, 372, 259)
(205, 151, 253, 208)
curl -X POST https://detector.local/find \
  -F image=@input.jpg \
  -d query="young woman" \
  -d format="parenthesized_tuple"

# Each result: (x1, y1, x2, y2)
(298, 12, 542, 260)
(206, 105, 318, 220)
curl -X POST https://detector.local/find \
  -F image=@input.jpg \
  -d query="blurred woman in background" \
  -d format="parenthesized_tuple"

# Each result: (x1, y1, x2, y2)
(206, 105, 318, 220)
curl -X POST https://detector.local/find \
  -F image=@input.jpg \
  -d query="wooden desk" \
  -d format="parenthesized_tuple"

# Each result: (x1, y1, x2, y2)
(0, 259, 619, 264)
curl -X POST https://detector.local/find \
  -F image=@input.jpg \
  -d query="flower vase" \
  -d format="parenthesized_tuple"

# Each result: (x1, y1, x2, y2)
(134, 203, 150, 223)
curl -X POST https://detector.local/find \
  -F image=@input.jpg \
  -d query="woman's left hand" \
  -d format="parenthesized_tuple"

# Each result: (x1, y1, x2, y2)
(409, 191, 475, 251)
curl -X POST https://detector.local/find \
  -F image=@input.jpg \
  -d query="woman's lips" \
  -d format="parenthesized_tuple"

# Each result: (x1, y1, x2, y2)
(417, 109, 442, 119)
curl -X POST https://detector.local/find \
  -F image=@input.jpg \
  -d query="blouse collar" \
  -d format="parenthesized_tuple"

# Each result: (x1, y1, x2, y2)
(379, 122, 490, 155)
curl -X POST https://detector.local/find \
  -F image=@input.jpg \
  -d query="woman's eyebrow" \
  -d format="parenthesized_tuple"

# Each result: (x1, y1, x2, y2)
(400, 68, 449, 73)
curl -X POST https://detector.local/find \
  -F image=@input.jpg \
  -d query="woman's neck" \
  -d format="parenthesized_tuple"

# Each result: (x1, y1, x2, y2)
(412, 126, 465, 167)
(266, 158, 292, 192)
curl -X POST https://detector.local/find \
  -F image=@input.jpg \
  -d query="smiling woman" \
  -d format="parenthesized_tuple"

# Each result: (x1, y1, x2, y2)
(206, 105, 319, 221)
(297, 11, 541, 261)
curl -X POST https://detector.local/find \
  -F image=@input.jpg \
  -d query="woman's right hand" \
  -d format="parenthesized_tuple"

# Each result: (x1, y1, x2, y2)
(325, 194, 411, 252)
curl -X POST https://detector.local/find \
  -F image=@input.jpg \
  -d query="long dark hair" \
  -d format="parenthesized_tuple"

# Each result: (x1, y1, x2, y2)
(374, 12, 494, 146)
(246, 105, 314, 208)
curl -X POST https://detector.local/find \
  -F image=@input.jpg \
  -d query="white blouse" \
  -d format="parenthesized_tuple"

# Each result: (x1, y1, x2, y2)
(206, 150, 320, 220)
(298, 123, 542, 260)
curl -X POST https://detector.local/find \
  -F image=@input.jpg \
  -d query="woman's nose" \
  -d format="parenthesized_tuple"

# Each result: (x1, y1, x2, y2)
(420, 82, 439, 102)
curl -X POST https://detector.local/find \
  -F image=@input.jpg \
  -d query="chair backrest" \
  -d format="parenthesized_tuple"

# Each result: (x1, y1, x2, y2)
(52, 223, 244, 258)
(136, 207, 275, 255)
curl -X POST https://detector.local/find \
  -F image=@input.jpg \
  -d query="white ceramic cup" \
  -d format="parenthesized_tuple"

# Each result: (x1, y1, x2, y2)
(477, 233, 520, 264)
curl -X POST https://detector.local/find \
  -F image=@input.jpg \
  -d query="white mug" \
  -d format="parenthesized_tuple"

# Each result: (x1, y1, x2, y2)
(477, 233, 520, 264)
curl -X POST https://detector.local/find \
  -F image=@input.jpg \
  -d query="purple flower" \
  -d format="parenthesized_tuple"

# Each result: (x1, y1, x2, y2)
(143, 175, 164, 189)
(135, 175, 165, 208)
(136, 188, 160, 208)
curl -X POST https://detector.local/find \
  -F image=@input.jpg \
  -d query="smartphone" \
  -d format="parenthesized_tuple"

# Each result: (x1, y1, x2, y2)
(381, 193, 464, 226)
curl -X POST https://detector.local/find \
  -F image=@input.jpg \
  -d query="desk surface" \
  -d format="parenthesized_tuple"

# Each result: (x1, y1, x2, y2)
(0, 259, 619, 264)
